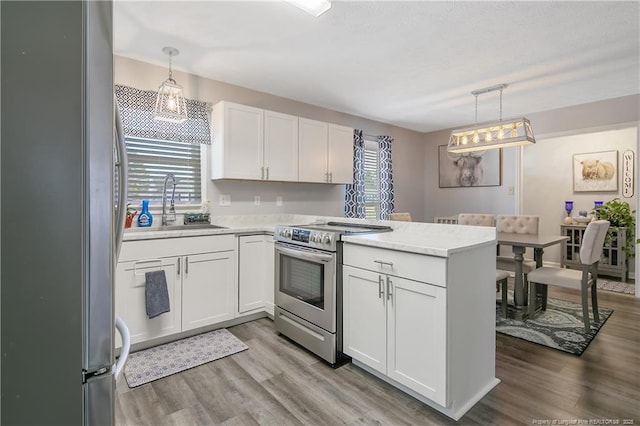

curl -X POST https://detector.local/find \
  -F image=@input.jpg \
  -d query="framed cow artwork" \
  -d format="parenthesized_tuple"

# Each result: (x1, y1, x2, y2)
(438, 145, 502, 188)
(573, 150, 618, 192)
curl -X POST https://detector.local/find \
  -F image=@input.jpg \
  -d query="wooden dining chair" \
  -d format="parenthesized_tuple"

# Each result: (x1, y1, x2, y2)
(495, 215, 539, 306)
(527, 220, 609, 332)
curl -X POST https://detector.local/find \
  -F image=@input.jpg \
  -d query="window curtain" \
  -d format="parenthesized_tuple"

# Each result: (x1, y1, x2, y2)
(115, 84, 211, 145)
(378, 135, 395, 220)
(344, 129, 366, 218)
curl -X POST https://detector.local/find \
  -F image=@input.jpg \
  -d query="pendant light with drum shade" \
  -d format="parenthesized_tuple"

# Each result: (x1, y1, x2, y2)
(154, 46, 188, 124)
(447, 84, 536, 154)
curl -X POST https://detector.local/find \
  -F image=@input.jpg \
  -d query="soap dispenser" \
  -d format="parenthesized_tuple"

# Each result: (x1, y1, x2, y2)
(137, 200, 153, 227)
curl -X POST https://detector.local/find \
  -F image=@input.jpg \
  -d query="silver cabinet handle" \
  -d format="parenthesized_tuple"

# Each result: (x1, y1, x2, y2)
(386, 276, 393, 301)
(374, 260, 394, 268)
(378, 275, 384, 299)
(177, 258, 180, 275)
(329, 172, 333, 182)
(261, 166, 265, 180)
(325, 172, 329, 182)
(185, 256, 189, 274)
(266, 167, 269, 180)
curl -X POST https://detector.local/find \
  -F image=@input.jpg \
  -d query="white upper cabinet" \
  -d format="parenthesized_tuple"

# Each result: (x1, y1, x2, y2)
(211, 101, 352, 184)
(328, 123, 354, 184)
(298, 118, 329, 183)
(299, 119, 354, 184)
(211, 101, 264, 180)
(263, 110, 299, 181)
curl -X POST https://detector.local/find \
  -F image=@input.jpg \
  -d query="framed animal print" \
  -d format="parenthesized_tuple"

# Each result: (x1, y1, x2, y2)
(438, 145, 502, 188)
(573, 150, 618, 192)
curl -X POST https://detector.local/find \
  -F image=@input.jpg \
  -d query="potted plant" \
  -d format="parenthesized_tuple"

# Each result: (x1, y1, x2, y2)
(592, 198, 636, 258)
(125, 202, 137, 229)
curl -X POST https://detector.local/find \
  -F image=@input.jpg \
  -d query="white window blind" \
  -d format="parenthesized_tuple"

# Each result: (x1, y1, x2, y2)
(125, 136, 201, 205)
(363, 139, 380, 220)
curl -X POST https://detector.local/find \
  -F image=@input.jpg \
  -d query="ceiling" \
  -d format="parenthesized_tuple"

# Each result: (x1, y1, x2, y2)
(113, 1, 640, 133)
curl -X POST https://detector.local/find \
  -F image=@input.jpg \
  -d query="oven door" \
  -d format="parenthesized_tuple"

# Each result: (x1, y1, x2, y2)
(274, 242, 336, 333)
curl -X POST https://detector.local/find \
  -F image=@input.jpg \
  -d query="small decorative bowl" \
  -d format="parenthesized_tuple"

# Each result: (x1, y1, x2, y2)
(573, 216, 592, 224)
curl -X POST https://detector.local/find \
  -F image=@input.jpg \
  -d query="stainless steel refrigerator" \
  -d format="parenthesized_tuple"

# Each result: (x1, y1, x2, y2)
(1, 1, 129, 424)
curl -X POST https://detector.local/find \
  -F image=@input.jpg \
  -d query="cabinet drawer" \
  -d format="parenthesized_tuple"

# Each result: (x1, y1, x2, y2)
(119, 234, 236, 261)
(343, 244, 446, 287)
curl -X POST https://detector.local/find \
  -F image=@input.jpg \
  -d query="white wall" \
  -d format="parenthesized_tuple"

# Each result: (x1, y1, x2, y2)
(523, 127, 637, 267)
(115, 56, 426, 220)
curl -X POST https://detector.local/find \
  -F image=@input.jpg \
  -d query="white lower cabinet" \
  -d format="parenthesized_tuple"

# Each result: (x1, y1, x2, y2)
(238, 234, 275, 316)
(182, 251, 236, 331)
(343, 242, 498, 421)
(116, 235, 237, 346)
(343, 265, 446, 406)
(264, 238, 275, 316)
(116, 257, 182, 345)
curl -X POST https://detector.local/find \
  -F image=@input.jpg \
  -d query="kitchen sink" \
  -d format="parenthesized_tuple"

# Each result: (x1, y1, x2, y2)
(126, 223, 227, 232)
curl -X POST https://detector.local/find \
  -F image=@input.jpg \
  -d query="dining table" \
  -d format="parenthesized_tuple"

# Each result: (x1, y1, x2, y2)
(497, 232, 569, 320)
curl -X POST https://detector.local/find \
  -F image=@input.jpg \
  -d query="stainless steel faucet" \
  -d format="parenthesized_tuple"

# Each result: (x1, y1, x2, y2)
(162, 173, 177, 226)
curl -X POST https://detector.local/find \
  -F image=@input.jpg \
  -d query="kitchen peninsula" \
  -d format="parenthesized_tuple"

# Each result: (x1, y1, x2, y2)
(118, 214, 498, 421)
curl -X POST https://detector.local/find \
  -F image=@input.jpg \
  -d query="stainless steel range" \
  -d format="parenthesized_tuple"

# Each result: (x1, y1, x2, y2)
(273, 221, 393, 365)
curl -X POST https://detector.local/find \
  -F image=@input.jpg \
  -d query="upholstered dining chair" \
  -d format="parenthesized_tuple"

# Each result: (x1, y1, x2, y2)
(495, 215, 539, 305)
(527, 220, 609, 332)
(457, 214, 510, 314)
(457, 213, 495, 227)
(390, 212, 412, 222)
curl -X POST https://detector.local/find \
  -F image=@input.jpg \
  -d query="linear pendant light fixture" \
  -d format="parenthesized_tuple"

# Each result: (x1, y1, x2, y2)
(285, 0, 332, 17)
(447, 84, 535, 154)
(154, 46, 188, 124)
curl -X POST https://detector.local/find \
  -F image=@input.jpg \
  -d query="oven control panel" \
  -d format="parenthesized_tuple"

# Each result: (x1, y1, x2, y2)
(274, 226, 336, 251)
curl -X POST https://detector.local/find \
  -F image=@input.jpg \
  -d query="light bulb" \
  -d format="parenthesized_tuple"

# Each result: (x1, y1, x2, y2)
(497, 126, 504, 140)
(461, 135, 468, 145)
(485, 131, 492, 142)
(167, 96, 177, 112)
(473, 132, 479, 143)
(511, 124, 518, 138)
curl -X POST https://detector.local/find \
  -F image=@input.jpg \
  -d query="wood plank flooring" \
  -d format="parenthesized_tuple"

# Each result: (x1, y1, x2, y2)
(116, 285, 640, 425)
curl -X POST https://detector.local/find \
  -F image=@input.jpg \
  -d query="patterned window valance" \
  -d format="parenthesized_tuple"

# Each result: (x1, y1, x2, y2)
(115, 84, 211, 145)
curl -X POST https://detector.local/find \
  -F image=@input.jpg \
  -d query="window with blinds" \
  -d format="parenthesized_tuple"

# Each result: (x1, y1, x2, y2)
(125, 136, 202, 205)
(363, 139, 380, 219)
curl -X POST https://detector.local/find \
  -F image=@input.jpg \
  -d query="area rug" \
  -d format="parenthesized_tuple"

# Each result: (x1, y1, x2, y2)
(496, 296, 613, 356)
(596, 278, 635, 295)
(123, 328, 248, 388)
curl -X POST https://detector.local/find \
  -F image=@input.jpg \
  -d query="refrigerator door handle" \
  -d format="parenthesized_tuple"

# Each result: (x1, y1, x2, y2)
(113, 316, 130, 381)
(114, 102, 128, 261)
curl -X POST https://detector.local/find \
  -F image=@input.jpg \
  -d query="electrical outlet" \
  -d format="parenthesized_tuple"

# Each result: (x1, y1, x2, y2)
(254, 196, 261, 206)
(219, 194, 231, 206)
(276, 196, 283, 207)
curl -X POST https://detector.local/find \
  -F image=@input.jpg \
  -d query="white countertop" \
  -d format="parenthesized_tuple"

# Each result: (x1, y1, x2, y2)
(343, 224, 496, 257)
(122, 214, 496, 258)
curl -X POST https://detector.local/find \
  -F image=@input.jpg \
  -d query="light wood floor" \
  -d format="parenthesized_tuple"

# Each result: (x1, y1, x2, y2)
(116, 285, 640, 425)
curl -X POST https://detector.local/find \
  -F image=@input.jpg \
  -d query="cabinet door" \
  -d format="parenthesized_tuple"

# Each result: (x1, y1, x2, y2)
(115, 257, 181, 346)
(211, 101, 263, 180)
(298, 118, 328, 183)
(238, 235, 267, 314)
(342, 265, 387, 374)
(264, 110, 298, 181)
(327, 123, 354, 184)
(264, 237, 275, 316)
(387, 276, 447, 406)
(182, 251, 236, 331)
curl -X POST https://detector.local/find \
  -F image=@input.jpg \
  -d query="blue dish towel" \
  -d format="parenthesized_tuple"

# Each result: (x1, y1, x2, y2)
(145, 270, 170, 319)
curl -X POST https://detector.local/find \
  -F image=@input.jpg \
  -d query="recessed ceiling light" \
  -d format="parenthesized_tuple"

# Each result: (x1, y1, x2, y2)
(286, 0, 332, 17)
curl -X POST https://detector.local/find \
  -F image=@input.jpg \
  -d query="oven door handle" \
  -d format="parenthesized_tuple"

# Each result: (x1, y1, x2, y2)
(276, 245, 334, 263)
